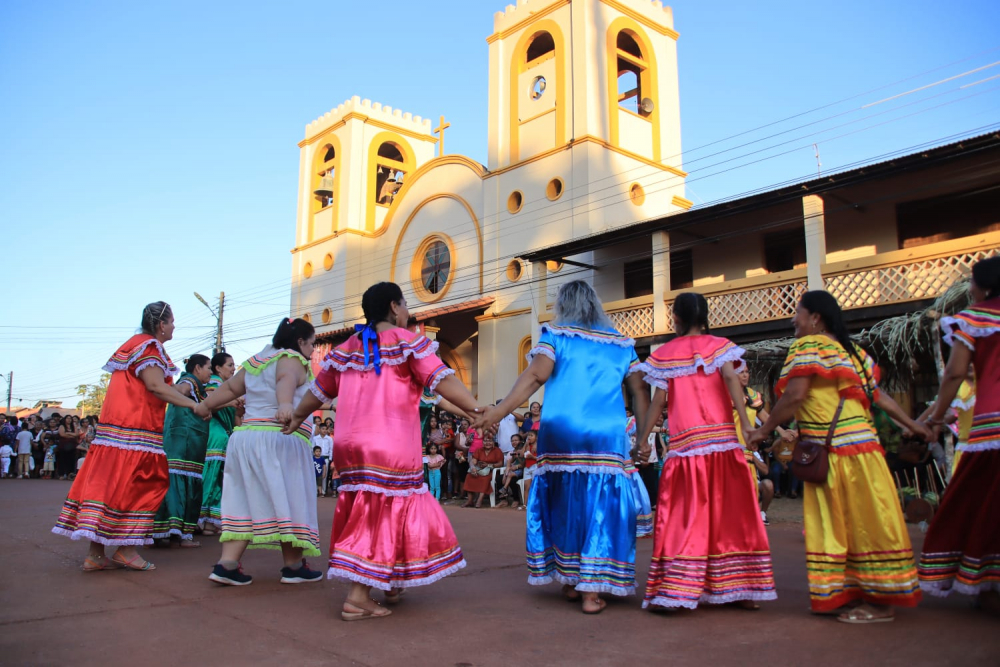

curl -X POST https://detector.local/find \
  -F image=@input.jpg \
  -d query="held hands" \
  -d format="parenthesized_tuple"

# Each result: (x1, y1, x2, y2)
(471, 405, 500, 433)
(276, 404, 300, 434)
(912, 420, 937, 443)
(746, 428, 768, 447)
(192, 403, 212, 421)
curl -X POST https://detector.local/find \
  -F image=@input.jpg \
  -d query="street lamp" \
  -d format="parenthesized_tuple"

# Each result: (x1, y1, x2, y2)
(194, 291, 226, 355)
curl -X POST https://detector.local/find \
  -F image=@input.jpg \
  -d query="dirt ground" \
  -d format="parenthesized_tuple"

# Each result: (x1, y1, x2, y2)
(1, 480, 997, 667)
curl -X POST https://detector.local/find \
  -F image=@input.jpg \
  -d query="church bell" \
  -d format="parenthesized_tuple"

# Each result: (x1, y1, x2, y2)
(314, 175, 334, 198)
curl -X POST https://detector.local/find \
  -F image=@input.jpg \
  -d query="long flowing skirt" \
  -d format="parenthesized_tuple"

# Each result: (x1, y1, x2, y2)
(53, 442, 168, 546)
(328, 487, 465, 590)
(645, 449, 777, 609)
(527, 468, 651, 596)
(153, 423, 208, 540)
(918, 448, 1000, 597)
(805, 450, 921, 612)
(199, 419, 230, 528)
(219, 430, 320, 556)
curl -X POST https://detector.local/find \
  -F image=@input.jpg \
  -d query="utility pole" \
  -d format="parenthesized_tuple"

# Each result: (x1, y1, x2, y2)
(194, 292, 226, 355)
(3, 372, 11, 414)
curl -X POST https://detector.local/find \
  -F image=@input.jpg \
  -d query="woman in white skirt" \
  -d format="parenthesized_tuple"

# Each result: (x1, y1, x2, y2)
(195, 318, 322, 586)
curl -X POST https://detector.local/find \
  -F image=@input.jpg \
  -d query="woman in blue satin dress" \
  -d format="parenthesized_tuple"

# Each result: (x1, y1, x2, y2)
(478, 280, 651, 614)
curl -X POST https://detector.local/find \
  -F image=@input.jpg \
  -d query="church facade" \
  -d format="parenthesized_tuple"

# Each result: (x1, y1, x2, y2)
(290, 0, 691, 403)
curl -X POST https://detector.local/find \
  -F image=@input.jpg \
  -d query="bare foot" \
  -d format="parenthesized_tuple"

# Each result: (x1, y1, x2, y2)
(582, 594, 607, 614)
(562, 584, 581, 601)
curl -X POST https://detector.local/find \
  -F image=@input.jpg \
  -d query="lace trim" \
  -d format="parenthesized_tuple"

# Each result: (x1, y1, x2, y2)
(427, 367, 455, 394)
(242, 347, 314, 380)
(103, 338, 177, 376)
(310, 383, 333, 404)
(168, 469, 203, 480)
(955, 440, 1000, 453)
(543, 323, 635, 348)
(51, 527, 152, 547)
(625, 363, 644, 377)
(941, 312, 1000, 349)
(321, 336, 439, 372)
(638, 345, 746, 382)
(133, 359, 171, 378)
(91, 439, 165, 456)
(421, 392, 441, 406)
(951, 395, 976, 411)
(337, 483, 429, 497)
(920, 579, 1000, 597)
(526, 346, 556, 365)
(643, 374, 669, 392)
(528, 573, 636, 597)
(198, 517, 222, 528)
(151, 529, 195, 540)
(643, 589, 777, 609)
(532, 463, 630, 477)
(326, 559, 467, 591)
(664, 441, 744, 459)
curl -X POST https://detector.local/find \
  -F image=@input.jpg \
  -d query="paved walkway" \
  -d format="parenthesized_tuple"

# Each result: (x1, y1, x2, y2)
(1, 480, 997, 666)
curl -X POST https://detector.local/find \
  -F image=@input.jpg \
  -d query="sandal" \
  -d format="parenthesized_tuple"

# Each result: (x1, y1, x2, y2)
(341, 601, 392, 622)
(111, 551, 156, 571)
(837, 605, 894, 624)
(582, 598, 607, 615)
(384, 588, 405, 605)
(179, 540, 201, 549)
(731, 600, 760, 611)
(81, 555, 123, 572)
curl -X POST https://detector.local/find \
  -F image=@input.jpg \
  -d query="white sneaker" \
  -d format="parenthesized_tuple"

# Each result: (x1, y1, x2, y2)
(760, 510, 769, 526)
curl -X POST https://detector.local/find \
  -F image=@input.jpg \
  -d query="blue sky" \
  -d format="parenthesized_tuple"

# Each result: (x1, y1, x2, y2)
(1, 0, 998, 409)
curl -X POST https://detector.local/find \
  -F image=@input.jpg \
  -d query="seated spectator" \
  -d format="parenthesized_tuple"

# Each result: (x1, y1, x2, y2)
(520, 430, 539, 510)
(463, 431, 503, 508)
(497, 433, 525, 508)
(751, 447, 774, 526)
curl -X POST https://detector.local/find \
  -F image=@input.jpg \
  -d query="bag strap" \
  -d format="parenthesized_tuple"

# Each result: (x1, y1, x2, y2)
(824, 398, 846, 448)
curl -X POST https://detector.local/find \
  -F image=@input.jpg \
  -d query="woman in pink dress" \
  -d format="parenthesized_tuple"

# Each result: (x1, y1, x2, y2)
(284, 282, 483, 621)
(635, 292, 777, 610)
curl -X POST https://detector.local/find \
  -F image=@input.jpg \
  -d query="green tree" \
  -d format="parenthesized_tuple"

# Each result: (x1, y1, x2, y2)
(76, 373, 110, 417)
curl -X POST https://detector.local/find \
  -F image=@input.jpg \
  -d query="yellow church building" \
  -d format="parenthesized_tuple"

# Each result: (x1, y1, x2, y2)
(290, 0, 692, 402)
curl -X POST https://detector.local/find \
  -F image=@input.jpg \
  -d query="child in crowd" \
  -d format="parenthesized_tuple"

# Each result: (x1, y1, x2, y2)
(313, 446, 328, 497)
(0, 441, 13, 478)
(42, 444, 56, 479)
(427, 443, 445, 500)
(497, 434, 525, 508)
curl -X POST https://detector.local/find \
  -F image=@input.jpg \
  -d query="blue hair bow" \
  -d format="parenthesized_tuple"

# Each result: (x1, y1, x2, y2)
(354, 323, 382, 375)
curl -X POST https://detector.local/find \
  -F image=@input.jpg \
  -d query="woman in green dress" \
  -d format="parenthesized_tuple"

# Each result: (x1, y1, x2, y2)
(152, 354, 212, 547)
(200, 353, 238, 536)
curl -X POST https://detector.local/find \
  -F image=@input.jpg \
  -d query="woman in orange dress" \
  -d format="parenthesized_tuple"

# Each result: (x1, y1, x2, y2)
(52, 302, 204, 571)
(462, 431, 503, 508)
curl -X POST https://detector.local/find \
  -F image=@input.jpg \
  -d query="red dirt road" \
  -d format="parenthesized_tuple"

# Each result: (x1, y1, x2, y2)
(1, 480, 997, 666)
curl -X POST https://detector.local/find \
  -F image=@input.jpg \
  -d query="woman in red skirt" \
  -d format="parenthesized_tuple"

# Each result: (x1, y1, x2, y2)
(919, 256, 1000, 611)
(635, 292, 776, 610)
(52, 302, 203, 571)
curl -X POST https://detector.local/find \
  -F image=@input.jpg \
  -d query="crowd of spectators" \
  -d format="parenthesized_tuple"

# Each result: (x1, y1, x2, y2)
(0, 413, 96, 480)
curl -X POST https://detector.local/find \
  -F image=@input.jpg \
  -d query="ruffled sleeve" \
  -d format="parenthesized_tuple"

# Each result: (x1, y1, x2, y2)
(526, 328, 557, 365)
(406, 336, 455, 393)
(746, 387, 764, 411)
(312, 362, 340, 404)
(775, 335, 879, 409)
(103, 334, 178, 379)
(941, 299, 1000, 352)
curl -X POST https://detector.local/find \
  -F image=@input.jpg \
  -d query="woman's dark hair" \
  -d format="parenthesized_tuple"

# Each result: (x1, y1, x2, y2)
(60, 415, 75, 432)
(361, 282, 404, 326)
(272, 318, 315, 354)
(141, 301, 173, 336)
(210, 352, 233, 375)
(673, 292, 710, 335)
(972, 256, 1000, 300)
(185, 354, 210, 374)
(799, 290, 871, 395)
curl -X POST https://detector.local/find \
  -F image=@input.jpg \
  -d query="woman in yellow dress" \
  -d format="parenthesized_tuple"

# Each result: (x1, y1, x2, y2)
(749, 290, 932, 624)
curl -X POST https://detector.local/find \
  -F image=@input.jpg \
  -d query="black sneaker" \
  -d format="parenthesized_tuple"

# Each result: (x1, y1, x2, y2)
(209, 563, 253, 586)
(280, 559, 324, 584)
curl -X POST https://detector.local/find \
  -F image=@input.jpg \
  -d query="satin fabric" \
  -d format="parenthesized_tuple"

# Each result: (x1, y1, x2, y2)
(645, 449, 776, 608)
(525, 324, 651, 596)
(314, 328, 466, 589)
(806, 450, 921, 610)
(53, 335, 173, 545)
(153, 373, 210, 540)
(919, 301, 1000, 597)
(200, 375, 235, 528)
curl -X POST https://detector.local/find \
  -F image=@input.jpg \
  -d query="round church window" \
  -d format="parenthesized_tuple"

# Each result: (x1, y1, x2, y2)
(530, 76, 546, 101)
(412, 234, 455, 303)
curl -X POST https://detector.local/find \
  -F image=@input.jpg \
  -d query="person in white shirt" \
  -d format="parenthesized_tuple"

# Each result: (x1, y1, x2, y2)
(495, 402, 519, 459)
(15, 428, 34, 478)
(311, 424, 334, 495)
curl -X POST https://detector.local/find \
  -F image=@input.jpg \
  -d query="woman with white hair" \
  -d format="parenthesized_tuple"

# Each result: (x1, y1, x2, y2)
(477, 280, 651, 614)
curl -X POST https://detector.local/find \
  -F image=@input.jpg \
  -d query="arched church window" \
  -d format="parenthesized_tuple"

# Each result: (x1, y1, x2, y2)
(526, 31, 555, 64)
(615, 31, 649, 117)
(313, 145, 336, 212)
(518, 336, 533, 374)
(375, 141, 407, 207)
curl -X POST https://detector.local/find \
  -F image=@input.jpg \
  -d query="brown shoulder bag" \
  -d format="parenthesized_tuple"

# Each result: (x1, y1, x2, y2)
(791, 398, 845, 484)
